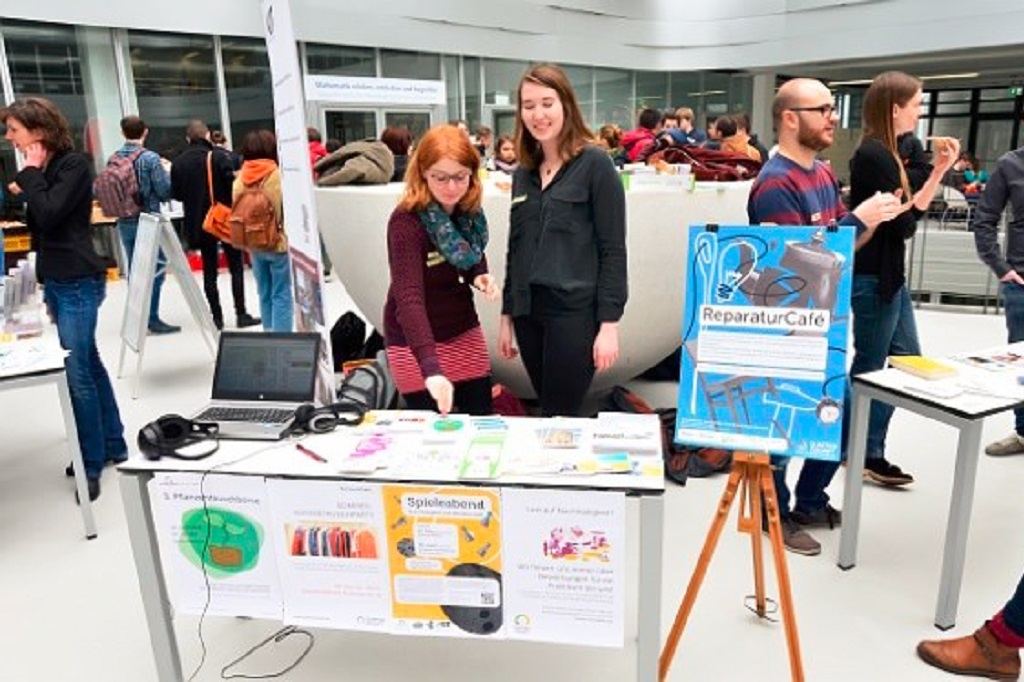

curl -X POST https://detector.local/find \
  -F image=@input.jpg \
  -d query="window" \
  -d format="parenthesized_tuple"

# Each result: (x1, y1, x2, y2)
(444, 55, 461, 121)
(305, 44, 374, 76)
(221, 37, 274, 147)
(484, 58, 527, 106)
(563, 65, 594, 124)
(636, 72, 668, 113)
(464, 57, 482, 131)
(594, 68, 632, 129)
(128, 30, 220, 158)
(380, 49, 440, 80)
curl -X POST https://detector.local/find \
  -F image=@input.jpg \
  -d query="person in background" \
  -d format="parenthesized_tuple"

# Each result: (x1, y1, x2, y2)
(716, 115, 761, 161)
(381, 126, 413, 182)
(665, 106, 707, 146)
(383, 124, 499, 415)
(170, 119, 260, 330)
(661, 111, 680, 130)
(490, 135, 519, 174)
(747, 78, 900, 555)
(705, 117, 722, 150)
(111, 115, 178, 335)
(475, 126, 493, 163)
(449, 119, 470, 138)
(210, 130, 241, 172)
(964, 152, 989, 193)
(848, 71, 959, 488)
(3, 97, 128, 502)
(734, 111, 769, 163)
(325, 138, 342, 154)
(499, 63, 627, 417)
(307, 126, 328, 173)
(620, 108, 662, 162)
(233, 130, 292, 333)
(918, 572, 1024, 679)
(973, 143, 1024, 456)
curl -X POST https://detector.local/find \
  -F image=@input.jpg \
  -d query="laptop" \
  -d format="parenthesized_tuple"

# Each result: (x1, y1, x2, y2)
(191, 331, 321, 440)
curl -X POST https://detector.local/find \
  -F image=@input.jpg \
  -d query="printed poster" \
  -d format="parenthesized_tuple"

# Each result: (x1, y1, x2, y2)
(266, 480, 390, 631)
(501, 488, 626, 648)
(149, 473, 282, 618)
(676, 224, 854, 460)
(382, 485, 503, 638)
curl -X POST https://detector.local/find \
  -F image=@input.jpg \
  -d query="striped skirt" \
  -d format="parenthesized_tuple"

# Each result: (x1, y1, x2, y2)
(386, 326, 490, 394)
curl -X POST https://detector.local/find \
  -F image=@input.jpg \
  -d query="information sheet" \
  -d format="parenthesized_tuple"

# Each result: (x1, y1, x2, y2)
(149, 473, 282, 618)
(676, 224, 854, 460)
(502, 488, 626, 647)
(382, 484, 504, 638)
(266, 480, 391, 631)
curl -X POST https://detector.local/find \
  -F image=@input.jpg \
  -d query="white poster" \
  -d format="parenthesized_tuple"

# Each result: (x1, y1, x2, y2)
(502, 488, 626, 648)
(304, 75, 446, 105)
(149, 473, 282, 619)
(261, 0, 334, 403)
(266, 479, 391, 631)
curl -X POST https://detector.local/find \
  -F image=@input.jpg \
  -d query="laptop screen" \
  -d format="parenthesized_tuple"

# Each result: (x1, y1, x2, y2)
(211, 332, 321, 402)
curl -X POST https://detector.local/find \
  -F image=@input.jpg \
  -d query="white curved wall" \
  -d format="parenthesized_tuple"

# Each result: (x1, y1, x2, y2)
(316, 181, 752, 398)
(7, 0, 1024, 71)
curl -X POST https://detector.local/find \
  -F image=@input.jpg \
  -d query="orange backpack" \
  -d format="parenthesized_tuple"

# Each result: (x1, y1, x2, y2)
(229, 178, 281, 251)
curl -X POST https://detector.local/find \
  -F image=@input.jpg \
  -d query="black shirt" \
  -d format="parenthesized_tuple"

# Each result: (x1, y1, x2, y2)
(16, 151, 106, 282)
(170, 139, 235, 248)
(502, 145, 627, 321)
(849, 138, 925, 302)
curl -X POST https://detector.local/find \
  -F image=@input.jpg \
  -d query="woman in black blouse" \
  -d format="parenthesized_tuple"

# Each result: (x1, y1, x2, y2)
(848, 71, 959, 487)
(498, 63, 627, 416)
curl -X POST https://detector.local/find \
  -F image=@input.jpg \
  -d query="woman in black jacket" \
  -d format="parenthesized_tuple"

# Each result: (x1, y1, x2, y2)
(848, 72, 959, 487)
(498, 63, 627, 416)
(3, 97, 127, 501)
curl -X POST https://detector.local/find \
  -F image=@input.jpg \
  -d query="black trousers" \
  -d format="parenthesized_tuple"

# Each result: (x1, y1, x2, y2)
(513, 309, 597, 417)
(402, 375, 492, 415)
(198, 230, 247, 324)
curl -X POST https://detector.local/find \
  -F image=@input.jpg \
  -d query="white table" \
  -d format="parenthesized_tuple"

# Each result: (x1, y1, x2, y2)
(117, 424, 665, 682)
(0, 337, 96, 538)
(838, 358, 1024, 629)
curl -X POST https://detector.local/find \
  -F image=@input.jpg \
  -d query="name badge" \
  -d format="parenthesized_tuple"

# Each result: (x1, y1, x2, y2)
(426, 251, 446, 267)
(811, 211, 822, 223)
(511, 194, 527, 205)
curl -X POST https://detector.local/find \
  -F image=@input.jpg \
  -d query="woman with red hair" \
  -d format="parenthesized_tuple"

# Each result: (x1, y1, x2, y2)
(383, 124, 499, 415)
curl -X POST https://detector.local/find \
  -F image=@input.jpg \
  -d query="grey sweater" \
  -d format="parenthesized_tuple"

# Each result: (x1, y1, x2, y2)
(973, 148, 1024, 277)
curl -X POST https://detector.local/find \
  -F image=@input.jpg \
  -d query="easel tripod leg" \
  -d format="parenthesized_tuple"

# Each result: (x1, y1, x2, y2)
(761, 468, 805, 682)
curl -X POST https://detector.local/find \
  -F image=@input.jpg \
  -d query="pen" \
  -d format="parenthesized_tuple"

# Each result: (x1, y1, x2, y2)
(295, 443, 328, 463)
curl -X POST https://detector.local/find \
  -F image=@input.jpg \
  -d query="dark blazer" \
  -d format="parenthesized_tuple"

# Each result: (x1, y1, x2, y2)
(170, 139, 235, 248)
(15, 150, 105, 282)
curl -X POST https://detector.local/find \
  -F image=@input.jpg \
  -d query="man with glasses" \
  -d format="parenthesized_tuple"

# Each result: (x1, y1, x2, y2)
(747, 78, 902, 555)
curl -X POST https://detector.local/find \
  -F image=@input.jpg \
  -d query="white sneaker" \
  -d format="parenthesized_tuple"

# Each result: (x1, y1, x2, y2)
(985, 433, 1024, 457)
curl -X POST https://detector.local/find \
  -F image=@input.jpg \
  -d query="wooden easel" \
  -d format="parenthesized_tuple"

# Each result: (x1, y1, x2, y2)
(659, 451, 805, 681)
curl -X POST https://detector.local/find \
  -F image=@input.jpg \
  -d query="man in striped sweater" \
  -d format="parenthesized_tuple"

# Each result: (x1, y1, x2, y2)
(746, 77, 902, 556)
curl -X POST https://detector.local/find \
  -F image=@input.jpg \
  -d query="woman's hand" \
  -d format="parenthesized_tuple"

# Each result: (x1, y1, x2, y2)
(7, 181, 22, 197)
(21, 142, 47, 169)
(593, 322, 619, 372)
(852, 190, 903, 229)
(424, 375, 454, 415)
(932, 137, 961, 176)
(498, 314, 518, 359)
(473, 274, 500, 301)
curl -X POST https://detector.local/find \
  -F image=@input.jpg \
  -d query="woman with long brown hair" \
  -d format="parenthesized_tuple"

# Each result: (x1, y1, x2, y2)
(383, 124, 499, 415)
(848, 71, 959, 487)
(498, 63, 627, 417)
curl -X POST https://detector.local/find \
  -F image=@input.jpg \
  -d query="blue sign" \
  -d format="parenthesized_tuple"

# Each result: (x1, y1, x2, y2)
(675, 224, 855, 461)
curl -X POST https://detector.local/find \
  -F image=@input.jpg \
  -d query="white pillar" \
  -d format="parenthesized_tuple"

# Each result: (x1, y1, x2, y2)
(751, 71, 776, 147)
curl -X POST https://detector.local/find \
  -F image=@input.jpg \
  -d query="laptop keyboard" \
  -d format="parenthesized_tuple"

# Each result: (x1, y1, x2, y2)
(195, 407, 295, 423)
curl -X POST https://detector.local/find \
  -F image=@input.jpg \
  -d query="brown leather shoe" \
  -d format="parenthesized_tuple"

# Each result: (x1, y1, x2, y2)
(917, 625, 1021, 680)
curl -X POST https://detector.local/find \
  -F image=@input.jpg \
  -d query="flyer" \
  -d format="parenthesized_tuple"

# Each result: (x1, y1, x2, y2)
(149, 473, 282, 618)
(382, 484, 503, 638)
(265, 479, 391, 631)
(501, 488, 626, 647)
(675, 224, 854, 460)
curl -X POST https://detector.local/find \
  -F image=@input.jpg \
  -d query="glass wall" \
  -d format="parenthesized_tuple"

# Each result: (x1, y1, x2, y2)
(221, 37, 274, 148)
(594, 68, 632, 129)
(563, 65, 594, 123)
(636, 71, 667, 113)
(380, 49, 440, 80)
(444, 55, 461, 122)
(463, 57, 482, 131)
(305, 43, 374, 76)
(484, 58, 527, 106)
(127, 30, 220, 159)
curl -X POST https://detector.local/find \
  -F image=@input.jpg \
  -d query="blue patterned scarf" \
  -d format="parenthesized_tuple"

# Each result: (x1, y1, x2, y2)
(418, 202, 488, 270)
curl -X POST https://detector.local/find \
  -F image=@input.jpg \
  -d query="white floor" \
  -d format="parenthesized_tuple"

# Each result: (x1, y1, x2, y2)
(1, 271, 1022, 682)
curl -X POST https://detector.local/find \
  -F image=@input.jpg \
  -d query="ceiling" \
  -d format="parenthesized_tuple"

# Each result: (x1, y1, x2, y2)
(784, 43, 1024, 90)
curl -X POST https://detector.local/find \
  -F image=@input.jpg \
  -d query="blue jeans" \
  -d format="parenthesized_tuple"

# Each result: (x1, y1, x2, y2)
(848, 276, 921, 459)
(44, 275, 126, 480)
(117, 217, 165, 326)
(772, 456, 840, 517)
(251, 251, 293, 332)
(1001, 282, 1024, 436)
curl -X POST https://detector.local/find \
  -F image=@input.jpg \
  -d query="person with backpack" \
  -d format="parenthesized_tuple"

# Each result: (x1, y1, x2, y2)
(101, 115, 178, 334)
(383, 124, 499, 415)
(3, 97, 127, 502)
(231, 130, 292, 332)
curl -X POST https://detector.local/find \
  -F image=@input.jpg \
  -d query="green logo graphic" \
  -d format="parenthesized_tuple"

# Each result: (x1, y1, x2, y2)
(180, 507, 262, 578)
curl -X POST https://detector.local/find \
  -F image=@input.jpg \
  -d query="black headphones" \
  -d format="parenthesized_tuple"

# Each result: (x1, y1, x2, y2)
(290, 401, 367, 435)
(138, 415, 220, 461)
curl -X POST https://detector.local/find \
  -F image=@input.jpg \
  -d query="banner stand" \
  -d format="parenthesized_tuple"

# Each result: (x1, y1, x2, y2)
(117, 213, 217, 398)
(658, 451, 804, 682)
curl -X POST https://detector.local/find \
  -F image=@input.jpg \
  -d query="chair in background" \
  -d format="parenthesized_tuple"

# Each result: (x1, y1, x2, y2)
(939, 185, 973, 229)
